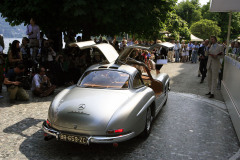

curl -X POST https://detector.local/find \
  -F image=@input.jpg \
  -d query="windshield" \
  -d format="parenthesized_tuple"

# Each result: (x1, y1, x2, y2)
(78, 70, 129, 89)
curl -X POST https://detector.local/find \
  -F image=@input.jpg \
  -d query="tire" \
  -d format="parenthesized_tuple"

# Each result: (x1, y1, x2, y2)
(142, 107, 153, 138)
(164, 84, 169, 105)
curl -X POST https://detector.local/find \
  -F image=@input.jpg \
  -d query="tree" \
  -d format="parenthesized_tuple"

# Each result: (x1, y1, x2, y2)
(201, 2, 240, 40)
(190, 19, 221, 40)
(176, 0, 202, 26)
(165, 13, 191, 40)
(0, 0, 177, 50)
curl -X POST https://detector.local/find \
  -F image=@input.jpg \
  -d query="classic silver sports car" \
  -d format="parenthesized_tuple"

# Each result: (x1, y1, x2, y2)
(42, 41, 170, 145)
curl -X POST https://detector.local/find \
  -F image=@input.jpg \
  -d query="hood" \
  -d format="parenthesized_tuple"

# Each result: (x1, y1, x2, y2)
(52, 87, 132, 131)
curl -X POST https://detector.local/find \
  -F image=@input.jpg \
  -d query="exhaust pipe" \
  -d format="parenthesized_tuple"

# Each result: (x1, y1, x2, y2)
(44, 136, 54, 141)
(113, 143, 118, 147)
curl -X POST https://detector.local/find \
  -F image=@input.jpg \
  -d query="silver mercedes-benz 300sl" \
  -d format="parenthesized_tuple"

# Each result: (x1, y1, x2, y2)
(42, 41, 170, 145)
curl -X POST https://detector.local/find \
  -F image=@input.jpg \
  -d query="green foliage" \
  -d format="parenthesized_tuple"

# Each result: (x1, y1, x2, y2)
(201, 2, 240, 40)
(190, 19, 221, 40)
(176, 0, 202, 26)
(0, 0, 177, 40)
(192, 10, 202, 22)
(165, 13, 191, 40)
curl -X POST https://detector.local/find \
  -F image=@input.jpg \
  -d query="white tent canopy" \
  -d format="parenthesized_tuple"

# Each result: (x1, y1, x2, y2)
(210, 0, 240, 12)
(190, 34, 203, 42)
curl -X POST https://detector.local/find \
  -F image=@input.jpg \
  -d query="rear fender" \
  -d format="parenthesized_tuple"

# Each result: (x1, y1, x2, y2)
(106, 88, 154, 135)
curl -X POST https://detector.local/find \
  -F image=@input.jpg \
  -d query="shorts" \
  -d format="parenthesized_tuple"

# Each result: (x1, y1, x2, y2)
(29, 39, 39, 48)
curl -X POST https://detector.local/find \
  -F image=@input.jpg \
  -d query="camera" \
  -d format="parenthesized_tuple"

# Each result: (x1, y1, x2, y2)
(15, 76, 31, 90)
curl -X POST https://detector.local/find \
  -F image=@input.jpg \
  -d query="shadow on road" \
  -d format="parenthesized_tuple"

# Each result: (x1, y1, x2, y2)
(3, 118, 146, 160)
(3, 118, 43, 138)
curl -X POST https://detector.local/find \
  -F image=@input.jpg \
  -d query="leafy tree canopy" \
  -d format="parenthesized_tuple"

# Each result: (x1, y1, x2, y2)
(0, 0, 177, 40)
(190, 19, 221, 40)
(176, 0, 202, 26)
(201, 2, 240, 40)
(165, 13, 191, 40)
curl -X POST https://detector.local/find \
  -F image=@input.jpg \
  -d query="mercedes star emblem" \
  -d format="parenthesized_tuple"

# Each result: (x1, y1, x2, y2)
(78, 104, 86, 110)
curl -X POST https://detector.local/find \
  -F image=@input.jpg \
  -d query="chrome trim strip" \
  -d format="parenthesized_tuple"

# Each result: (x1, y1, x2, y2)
(90, 132, 135, 143)
(42, 121, 135, 144)
(42, 121, 60, 139)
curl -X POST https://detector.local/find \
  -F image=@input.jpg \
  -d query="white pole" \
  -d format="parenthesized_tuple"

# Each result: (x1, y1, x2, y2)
(226, 11, 232, 55)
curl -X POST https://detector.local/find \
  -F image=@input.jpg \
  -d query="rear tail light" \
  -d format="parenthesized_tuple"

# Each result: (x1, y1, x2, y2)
(114, 129, 123, 133)
(46, 119, 51, 126)
(107, 129, 124, 134)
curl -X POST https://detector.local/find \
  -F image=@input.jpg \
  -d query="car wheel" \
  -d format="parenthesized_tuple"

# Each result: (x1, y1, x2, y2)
(164, 84, 169, 105)
(142, 107, 153, 138)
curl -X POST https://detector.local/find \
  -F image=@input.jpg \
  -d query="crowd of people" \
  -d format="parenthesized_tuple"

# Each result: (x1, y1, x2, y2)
(230, 41, 240, 55)
(0, 17, 236, 102)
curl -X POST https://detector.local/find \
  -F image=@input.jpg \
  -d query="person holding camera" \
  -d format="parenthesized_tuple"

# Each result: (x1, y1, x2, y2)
(20, 37, 33, 70)
(4, 63, 29, 103)
(41, 40, 56, 71)
(31, 67, 56, 97)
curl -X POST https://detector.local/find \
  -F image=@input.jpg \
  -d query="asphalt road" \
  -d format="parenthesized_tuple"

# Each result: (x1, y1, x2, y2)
(0, 61, 239, 160)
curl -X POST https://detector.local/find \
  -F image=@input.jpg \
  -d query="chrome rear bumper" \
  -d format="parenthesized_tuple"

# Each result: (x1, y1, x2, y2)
(42, 121, 135, 144)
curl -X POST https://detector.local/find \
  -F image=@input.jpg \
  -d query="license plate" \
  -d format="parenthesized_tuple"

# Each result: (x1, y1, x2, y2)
(59, 133, 88, 145)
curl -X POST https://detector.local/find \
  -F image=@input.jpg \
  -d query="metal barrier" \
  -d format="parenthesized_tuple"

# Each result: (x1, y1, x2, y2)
(222, 55, 240, 141)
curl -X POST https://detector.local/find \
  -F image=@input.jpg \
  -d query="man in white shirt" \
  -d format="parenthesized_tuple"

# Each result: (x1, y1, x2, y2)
(32, 67, 55, 97)
(206, 36, 224, 98)
(26, 18, 40, 61)
(174, 40, 181, 62)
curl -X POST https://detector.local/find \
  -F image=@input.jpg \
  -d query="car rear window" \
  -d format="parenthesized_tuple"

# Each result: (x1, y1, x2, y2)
(78, 70, 129, 89)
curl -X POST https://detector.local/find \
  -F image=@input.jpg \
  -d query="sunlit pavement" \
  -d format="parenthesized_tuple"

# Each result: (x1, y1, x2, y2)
(0, 89, 239, 160)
